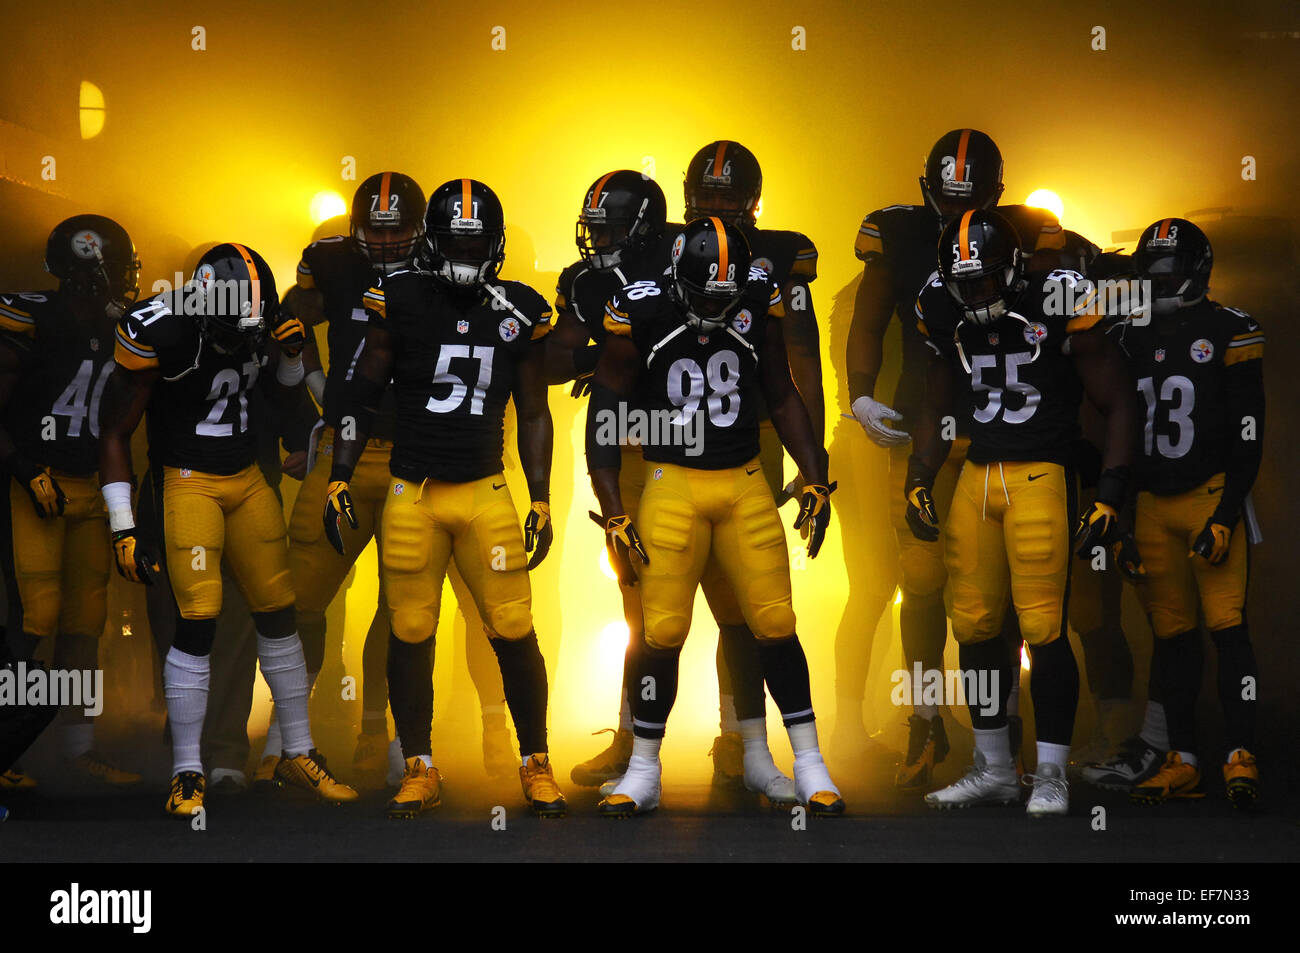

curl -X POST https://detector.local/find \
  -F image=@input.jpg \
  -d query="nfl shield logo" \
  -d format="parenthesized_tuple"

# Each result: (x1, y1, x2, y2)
(90, 338, 99, 351)
(180, 468, 192, 478)
(697, 335, 710, 344)
(1155, 348, 1166, 362)
(457, 319, 469, 334)
(988, 332, 1000, 346)
(394, 483, 404, 495)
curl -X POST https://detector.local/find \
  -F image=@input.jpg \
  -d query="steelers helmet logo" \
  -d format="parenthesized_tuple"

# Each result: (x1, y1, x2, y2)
(752, 257, 774, 276)
(1190, 339, 1214, 362)
(1023, 322, 1048, 345)
(71, 229, 104, 259)
(671, 232, 686, 263)
(196, 262, 217, 290)
(499, 316, 521, 342)
(731, 309, 753, 334)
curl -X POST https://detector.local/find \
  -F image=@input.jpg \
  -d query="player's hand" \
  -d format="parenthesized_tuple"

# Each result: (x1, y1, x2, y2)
(851, 395, 911, 448)
(111, 529, 160, 585)
(1074, 501, 1120, 559)
(590, 510, 648, 587)
(323, 480, 357, 555)
(281, 450, 309, 481)
(1190, 519, 1231, 565)
(569, 373, 593, 398)
(793, 482, 836, 558)
(272, 315, 307, 357)
(1112, 531, 1146, 580)
(524, 501, 553, 570)
(13, 459, 66, 519)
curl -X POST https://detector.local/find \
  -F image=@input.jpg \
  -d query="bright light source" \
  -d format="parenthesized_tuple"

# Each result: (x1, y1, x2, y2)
(1020, 645, 1031, 671)
(310, 190, 347, 225)
(1026, 189, 1064, 223)
(893, 587, 903, 607)
(79, 81, 105, 139)
(601, 621, 630, 655)
(753, 196, 763, 221)
(599, 547, 617, 581)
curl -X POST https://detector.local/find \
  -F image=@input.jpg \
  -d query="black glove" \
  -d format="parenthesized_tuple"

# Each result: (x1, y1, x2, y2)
(524, 502, 553, 570)
(271, 314, 307, 357)
(1190, 518, 1232, 565)
(1111, 531, 1145, 581)
(793, 482, 836, 558)
(323, 480, 357, 555)
(590, 510, 648, 587)
(1075, 466, 1128, 559)
(12, 457, 66, 519)
(904, 457, 939, 542)
(111, 529, 160, 585)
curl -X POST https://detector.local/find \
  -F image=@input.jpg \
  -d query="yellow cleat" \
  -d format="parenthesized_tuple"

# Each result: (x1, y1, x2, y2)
(520, 753, 566, 817)
(1223, 749, 1260, 808)
(386, 757, 442, 819)
(275, 749, 359, 803)
(709, 731, 744, 784)
(806, 790, 847, 817)
(352, 731, 389, 787)
(570, 727, 632, 787)
(164, 771, 205, 817)
(482, 713, 516, 780)
(72, 751, 141, 786)
(251, 754, 280, 792)
(0, 768, 37, 790)
(1131, 752, 1203, 804)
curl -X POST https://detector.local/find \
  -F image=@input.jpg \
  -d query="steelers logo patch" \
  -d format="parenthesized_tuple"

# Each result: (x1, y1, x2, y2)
(499, 316, 521, 342)
(71, 230, 104, 259)
(752, 257, 774, 276)
(1190, 339, 1214, 362)
(731, 309, 753, 334)
(1023, 322, 1048, 345)
(671, 232, 686, 263)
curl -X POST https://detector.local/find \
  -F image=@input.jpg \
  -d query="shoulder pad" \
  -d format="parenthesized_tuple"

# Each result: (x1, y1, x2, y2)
(1221, 305, 1264, 365)
(0, 291, 53, 337)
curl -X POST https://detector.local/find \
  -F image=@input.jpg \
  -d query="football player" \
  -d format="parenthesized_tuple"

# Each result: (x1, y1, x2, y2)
(1106, 219, 1263, 807)
(587, 217, 843, 817)
(909, 209, 1137, 816)
(845, 130, 1066, 786)
(0, 215, 144, 786)
(329, 178, 565, 818)
(98, 242, 358, 816)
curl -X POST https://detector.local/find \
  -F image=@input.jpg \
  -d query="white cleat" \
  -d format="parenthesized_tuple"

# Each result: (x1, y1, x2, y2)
(1024, 762, 1070, 817)
(745, 766, 797, 806)
(598, 754, 660, 817)
(793, 750, 845, 816)
(924, 750, 1019, 809)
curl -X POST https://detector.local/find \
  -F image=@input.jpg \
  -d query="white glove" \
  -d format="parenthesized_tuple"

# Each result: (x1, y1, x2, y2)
(851, 395, 911, 447)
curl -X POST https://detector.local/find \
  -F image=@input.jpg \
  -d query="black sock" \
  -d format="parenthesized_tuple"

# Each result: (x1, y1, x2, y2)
(387, 632, 433, 759)
(757, 635, 814, 727)
(1210, 624, 1257, 753)
(1078, 623, 1134, 701)
(1155, 628, 1201, 754)
(297, 612, 327, 676)
(490, 632, 549, 756)
(631, 637, 680, 739)
(1026, 636, 1079, 746)
(901, 591, 947, 677)
(718, 623, 766, 721)
(959, 638, 1012, 730)
(362, 608, 390, 725)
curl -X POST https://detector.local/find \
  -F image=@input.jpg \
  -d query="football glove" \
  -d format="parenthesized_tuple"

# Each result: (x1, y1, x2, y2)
(111, 529, 160, 585)
(1190, 519, 1231, 565)
(1112, 531, 1146, 580)
(1075, 466, 1128, 559)
(793, 482, 836, 559)
(323, 480, 357, 555)
(569, 374, 593, 399)
(12, 458, 66, 519)
(524, 501, 553, 570)
(271, 315, 307, 357)
(904, 457, 939, 541)
(590, 510, 648, 587)
(851, 394, 911, 448)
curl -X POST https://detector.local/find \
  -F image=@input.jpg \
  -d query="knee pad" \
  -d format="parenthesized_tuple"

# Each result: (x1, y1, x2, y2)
(251, 606, 296, 640)
(486, 602, 534, 641)
(391, 608, 438, 644)
(750, 601, 797, 642)
(643, 612, 690, 652)
(173, 616, 218, 656)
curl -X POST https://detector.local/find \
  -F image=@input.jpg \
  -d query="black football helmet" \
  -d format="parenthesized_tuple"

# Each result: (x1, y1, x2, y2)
(937, 209, 1025, 325)
(45, 214, 141, 317)
(422, 178, 505, 290)
(351, 171, 426, 272)
(669, 217, 753, 333)
(920, 129, 1005, 223)
(1133, 218, 1212, 316)
(190, 242, 278, 353)
(577, 170, 667, 270)
(684, 141, 762, 227)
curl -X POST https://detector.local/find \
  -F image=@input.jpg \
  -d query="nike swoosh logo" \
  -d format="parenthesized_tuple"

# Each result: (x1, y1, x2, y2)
(1028, 473, 1046, 481)
(492, 482, 506, 490)
(126, 323, 139, 339)
(1208, 486, 1223, 495)
(745, 466, 760, 476)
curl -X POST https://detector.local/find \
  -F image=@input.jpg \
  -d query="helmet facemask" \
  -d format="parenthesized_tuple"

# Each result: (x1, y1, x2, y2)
(355, 220, 423, 274)
(429, 226, 504, 289)
(1138, 254, 1207, 317)
(944, 250, 1022, 326)
(577, 197, 651, 271)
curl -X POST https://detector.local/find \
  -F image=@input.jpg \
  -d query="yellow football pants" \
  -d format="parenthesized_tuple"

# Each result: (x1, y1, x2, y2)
(1134, 474, 1247, 638)
(162, 464, 294, 619)
(10, 472, 110, 639)
(944, 460, 1072, 647)
(381, 472, 533, 644)
(890, 438, 970, 598)
(637, 459, 795, 650)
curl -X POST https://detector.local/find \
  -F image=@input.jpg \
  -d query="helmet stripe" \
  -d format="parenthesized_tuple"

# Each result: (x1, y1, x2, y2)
(709, 216, 728, 280)
(379, 171, 392, 213)
(590, 171, 616, 210)
(1156, 218, 1172, 240)
(228, 243, 261, 317)
(953, 129, 971, 183)
(461, 178, 473, 220)
(712, 140, 729, 180)
(957, 210, 975, 261)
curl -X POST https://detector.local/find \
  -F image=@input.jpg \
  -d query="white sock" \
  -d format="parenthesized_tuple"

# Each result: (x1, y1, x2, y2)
(631, 735, 662, 762)
(914, 703, 940, 720)
(1036, 741, 1070, 770)
(1225, 747, 1248, 764)
(740, 717, 782, 786)
(164, 647, 210, 776)
(1176, 750, 1198, 768)
(973, 726, 1013, 767)
(618, 687, 632, 733)
(1006, 673, 1021, 718)
(257, 634, 313, 757)
(261, 716, 282, 760)
(786, 721, 838, 798)
(1139, 701, 1169, 751)
(719, 693, 740, 735)
(62, 722, 94, 760)
(786, 719, 821, 756)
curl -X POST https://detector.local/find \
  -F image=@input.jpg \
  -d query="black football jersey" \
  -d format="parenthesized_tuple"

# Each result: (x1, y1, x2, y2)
(295, 236, 398, 440)
(555, 251, 671, 346)
(1110, 300, 1265, 496)
(602, 270, 781, 470)
(114, 292, 267, 475)
(363, 272, 552, 483)
(0, 290, 118, 474)
(916, 269, 1104, 466)
(855, 203, 1064, 429)
(740, 224, 817, 290)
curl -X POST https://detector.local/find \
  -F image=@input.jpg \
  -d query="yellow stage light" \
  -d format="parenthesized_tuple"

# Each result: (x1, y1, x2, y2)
(599, 547, 617, 581)
(894, 587, 903, 607)
(1026, 189, 1064, 223)
(1021, 644, 1031, 671)
(79, 81, 105, 139)
(310, 190, 347, 225)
